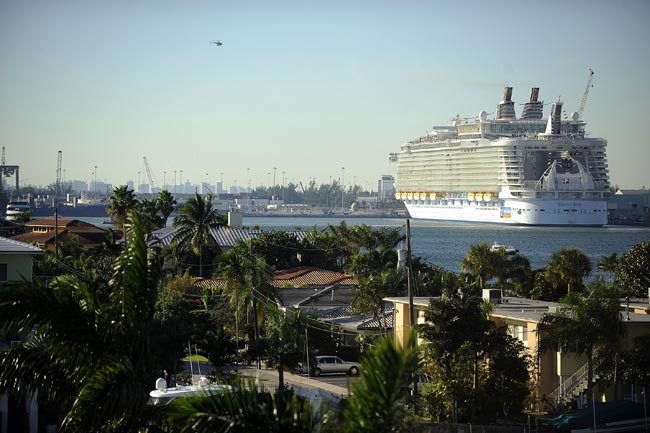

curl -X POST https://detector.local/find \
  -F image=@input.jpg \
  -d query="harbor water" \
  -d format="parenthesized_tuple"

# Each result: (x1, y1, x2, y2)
(84, 216, 650, 274)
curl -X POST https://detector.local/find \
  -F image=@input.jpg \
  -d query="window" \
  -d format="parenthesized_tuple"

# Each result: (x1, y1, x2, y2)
(0, 264, 7, 281)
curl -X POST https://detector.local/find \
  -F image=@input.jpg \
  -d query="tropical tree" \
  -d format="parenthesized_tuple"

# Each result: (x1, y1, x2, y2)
(173, 193, 226, 277)
(157, 189, 177, 227)
(418, 294, 491, 422)
(500, 254, 533, 297)
(615, 241, 650, 296)
(107, 185, 137, 230)
(138, 198, 165, 232)
(545, 247, 592, 295)
(216, 240, 275, 354)
(252, 231, 301, 270)
(352, 269, 404, 334)
(538, 285, 623, 399)
(460, 243, 506, 291)
(597, 252, 618, 284)
(0, 213, 163, 432)
(166, 384, 321, 433)
(263, 306, 304, 392)
(342, 332, 422, 433)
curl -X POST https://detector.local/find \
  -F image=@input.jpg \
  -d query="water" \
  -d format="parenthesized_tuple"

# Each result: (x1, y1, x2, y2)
(82, 216, 650, 273)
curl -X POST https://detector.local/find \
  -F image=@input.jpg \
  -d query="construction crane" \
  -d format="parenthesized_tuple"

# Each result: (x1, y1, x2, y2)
(56, 150, 62, 197)
(143, 157, 158, 192)
(578, 68, 594, 120)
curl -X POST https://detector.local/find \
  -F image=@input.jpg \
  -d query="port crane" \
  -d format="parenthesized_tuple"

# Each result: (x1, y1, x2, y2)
(143, 157, 158, 192)
(578, 68, 594, 119)
(0, 147, 20, 193)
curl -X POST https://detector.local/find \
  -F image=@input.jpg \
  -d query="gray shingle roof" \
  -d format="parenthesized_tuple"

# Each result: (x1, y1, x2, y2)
(0, 237, 45, 254)
(151, 226, 309, 248)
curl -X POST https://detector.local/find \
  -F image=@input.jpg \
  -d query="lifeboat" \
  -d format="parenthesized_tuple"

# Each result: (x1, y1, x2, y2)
(414, 192, 421, 200)
(400, 192, 408, 200)
(430, 192, 438, 200)
(483, 193, 493, 202)
(407, 192, 413, 200)
(468, 193, 475, 201)
(394, 192, 401, 200)
(475, 193, 483, 201)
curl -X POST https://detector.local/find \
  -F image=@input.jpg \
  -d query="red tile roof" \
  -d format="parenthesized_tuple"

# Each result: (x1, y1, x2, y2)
(24, 218, 104, 233)
(270, 267, 357, 288)
(11, 230, 106, 250)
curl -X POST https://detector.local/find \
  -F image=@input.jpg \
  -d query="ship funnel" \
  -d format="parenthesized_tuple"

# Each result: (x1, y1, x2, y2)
(496, 87, 516, 120)
(544, 99, 563, 135)
(521, 87, 544, 120)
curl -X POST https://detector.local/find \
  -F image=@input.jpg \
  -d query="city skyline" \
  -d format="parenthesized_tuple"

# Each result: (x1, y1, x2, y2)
(2, 1, 649, 189)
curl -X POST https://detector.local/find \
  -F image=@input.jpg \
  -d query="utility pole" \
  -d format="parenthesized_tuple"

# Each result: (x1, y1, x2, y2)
(406, 219, 419, 399)
(251, 240, 261, 369)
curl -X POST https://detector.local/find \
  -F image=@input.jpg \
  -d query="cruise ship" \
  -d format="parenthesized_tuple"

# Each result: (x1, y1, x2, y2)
(392, 87, 610, 226)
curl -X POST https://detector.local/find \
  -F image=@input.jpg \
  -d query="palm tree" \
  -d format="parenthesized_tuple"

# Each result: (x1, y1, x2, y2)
(157, 189, 176, 227)
(0, 213, 162, 432)
(597, 253, 618, 284)
(343, 332, 422, 433)
(216, 240, 275, 351)
(538, 286, 623, 399)
(499, 254, 532, 297)
(137, 198, 165, 232)
(546, 247, 592, 295)
(166, 383, 318, 433)
(107, 185, 137, 230)
(352, 269, 403, 334)
(172, 193, 226, 277)
(460, 243, 505, 290)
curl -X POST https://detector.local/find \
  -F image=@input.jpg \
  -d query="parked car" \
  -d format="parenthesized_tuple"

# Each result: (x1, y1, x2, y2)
(312, 355, 360, 376)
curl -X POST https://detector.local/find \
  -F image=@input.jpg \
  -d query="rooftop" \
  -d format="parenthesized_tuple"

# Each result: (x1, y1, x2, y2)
(0, 236, 44, 254)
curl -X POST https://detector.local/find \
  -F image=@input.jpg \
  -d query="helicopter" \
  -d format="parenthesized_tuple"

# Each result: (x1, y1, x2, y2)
(210, 40, 223, 46)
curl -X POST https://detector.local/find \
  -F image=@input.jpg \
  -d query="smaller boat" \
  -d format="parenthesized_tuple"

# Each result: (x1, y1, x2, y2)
(149, 376, 233, 406)
(5, 200, 30, 222)
(490, 242, 519, 255)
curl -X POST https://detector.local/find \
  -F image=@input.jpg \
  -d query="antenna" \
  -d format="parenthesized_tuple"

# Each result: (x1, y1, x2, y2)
(578, 68, 594, 120)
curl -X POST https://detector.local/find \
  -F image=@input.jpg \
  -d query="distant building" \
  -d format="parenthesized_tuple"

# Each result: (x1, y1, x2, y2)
(70, 180, 88, 192)
(609, 188, 650, 223)
(377, 175, 395, 201)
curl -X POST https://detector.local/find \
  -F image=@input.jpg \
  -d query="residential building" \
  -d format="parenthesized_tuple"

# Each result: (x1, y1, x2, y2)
(11, 218, 109, 251)
(0, 237, 43, 433)
(385, 291, 650, 411)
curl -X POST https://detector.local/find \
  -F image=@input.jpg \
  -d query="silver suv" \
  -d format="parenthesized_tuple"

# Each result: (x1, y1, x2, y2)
(313, 356, 360, 376)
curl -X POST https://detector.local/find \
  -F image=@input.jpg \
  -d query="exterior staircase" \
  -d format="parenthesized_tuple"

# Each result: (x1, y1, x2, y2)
(550, 362, 590, 403)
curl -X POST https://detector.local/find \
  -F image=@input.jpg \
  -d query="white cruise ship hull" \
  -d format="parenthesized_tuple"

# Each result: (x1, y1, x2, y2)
(405, 198, 608, 226)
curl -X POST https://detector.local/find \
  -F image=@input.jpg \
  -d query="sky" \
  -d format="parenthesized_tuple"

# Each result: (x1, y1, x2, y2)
(1, 0, 649, 191)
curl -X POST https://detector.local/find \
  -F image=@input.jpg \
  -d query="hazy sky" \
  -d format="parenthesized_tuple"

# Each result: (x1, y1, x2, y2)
(1, 0, 649, 190)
